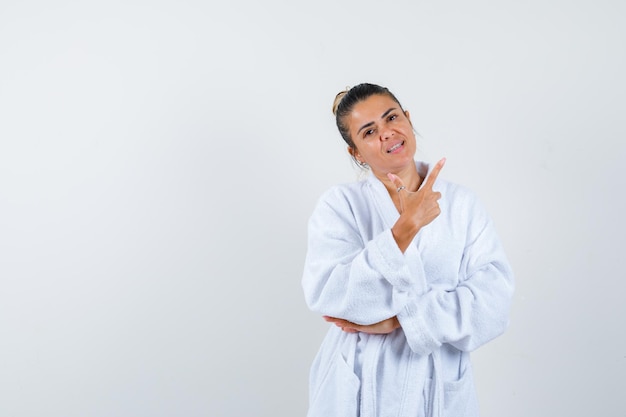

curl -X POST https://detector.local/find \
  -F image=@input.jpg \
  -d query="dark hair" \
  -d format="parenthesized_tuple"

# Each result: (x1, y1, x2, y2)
(332, 83, 405, 151)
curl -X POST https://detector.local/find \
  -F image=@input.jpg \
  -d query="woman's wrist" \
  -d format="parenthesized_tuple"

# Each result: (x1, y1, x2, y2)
(391, 216, 420, 252)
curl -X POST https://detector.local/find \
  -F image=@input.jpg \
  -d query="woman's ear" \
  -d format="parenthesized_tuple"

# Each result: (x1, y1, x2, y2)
(404, 110, 414, 128)
(348, 146, 362, 164)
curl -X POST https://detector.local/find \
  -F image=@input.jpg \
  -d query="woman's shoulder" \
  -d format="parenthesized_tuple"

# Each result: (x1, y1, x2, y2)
(306, 180, 371, 227)
(435, 177, 488, 217)
(437, 178, 494, 230)
(315, 178, 370, 207)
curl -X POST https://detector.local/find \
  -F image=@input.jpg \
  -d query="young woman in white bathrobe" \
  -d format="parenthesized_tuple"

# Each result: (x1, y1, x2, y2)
(302, 83, 514, 417)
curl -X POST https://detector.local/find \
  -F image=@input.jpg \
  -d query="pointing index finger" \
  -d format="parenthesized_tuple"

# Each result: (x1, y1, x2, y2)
(422, 157, 446, 190)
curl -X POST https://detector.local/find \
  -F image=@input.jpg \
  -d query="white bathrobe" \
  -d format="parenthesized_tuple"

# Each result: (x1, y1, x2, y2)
(302, 161, 514, 417)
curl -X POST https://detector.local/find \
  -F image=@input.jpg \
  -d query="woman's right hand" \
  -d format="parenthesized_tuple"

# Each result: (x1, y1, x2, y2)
(323, 315, 400, 335)
(387, 158, 446, 252)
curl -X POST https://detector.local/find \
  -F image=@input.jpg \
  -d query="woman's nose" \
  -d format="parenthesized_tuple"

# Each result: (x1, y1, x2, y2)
(380, 127, 394, 140)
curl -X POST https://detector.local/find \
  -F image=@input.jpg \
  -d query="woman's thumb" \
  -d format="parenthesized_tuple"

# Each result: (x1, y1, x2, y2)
(387, 173, 405, 190)
(387, 172, 399, 185)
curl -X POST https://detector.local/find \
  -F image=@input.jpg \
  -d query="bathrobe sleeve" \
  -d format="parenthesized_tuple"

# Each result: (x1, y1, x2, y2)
(302, 187, 420, 325)
(397, 191, 515, 356)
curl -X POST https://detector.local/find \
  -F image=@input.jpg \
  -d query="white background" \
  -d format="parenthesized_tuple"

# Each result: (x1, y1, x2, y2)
(1, 1, 625, 416)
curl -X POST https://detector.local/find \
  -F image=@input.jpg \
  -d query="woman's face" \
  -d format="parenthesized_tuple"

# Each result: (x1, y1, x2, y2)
(346, 94, 417, 176)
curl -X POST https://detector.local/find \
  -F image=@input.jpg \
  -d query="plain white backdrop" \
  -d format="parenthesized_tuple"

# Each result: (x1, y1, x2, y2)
(1, 0, 624, 416)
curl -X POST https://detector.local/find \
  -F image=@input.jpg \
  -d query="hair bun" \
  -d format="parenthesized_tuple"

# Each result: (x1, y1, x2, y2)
(332, 87, 350, 115)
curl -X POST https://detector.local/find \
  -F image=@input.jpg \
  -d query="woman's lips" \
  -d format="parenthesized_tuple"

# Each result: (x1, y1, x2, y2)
(387, 140, 405, 153)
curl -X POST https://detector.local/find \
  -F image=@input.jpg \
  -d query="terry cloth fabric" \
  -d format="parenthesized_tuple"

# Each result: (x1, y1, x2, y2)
(302, 160, 514, 417)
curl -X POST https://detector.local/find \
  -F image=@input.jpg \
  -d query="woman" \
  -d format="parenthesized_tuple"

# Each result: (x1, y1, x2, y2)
(301, 83, 514, 417)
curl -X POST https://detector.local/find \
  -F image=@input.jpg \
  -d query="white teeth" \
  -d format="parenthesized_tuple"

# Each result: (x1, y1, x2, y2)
(387, 141, 403, 153)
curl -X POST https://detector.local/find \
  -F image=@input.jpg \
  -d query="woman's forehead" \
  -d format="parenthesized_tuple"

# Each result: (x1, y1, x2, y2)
(349, 95, 399, 122)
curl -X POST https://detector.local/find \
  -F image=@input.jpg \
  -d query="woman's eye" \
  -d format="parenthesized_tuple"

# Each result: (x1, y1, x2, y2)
(388, 114, 397, 121)
(364, 129, 375, 137)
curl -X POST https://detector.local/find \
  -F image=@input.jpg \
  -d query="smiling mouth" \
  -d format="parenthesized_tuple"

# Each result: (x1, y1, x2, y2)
(387, 141, 405, 153)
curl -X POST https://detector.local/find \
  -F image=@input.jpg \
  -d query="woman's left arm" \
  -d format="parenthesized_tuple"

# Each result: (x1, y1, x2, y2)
(397, 197, 515, 355)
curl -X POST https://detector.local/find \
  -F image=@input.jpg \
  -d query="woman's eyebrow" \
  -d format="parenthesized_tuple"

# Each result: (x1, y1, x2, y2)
(357, 121, 375, 135)
(356, 107, 397, 135)
(380, 107, 396, 120)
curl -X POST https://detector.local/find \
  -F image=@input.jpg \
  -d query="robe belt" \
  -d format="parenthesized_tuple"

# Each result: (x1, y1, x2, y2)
(429, 350, 443, 417)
